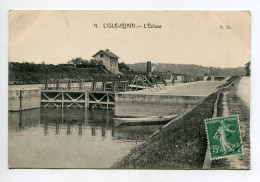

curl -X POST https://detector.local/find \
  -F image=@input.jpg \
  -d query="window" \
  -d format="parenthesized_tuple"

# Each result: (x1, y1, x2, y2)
(100, 54, 103, 58)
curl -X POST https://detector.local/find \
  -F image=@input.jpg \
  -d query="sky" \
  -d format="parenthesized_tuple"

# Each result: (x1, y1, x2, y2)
(9, 10, 251, 68)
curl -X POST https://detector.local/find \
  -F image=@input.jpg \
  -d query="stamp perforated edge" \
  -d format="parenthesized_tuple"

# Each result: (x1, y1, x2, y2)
(204, 114, 244, 161)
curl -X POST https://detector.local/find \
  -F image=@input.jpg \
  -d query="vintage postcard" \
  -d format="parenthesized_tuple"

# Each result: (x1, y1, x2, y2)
(8, 10, 250, 169)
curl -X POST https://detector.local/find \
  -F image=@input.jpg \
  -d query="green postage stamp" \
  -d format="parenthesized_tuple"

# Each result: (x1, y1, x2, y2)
(205, 115, 243, 160)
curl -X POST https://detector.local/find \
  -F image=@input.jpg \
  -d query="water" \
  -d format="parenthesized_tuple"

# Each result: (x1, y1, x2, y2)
(8, 108, 162, 168)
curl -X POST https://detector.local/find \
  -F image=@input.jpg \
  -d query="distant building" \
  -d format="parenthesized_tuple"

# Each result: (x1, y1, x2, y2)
(166, 71, 172, 80)
(92, 49, 120, 74)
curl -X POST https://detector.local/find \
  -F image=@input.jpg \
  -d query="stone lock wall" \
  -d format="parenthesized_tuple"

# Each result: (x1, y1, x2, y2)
(115, 93, 206, 117)
(9, 89, 41, 111)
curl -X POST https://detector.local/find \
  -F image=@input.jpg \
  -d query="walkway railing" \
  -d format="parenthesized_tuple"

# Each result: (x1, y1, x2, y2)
(40, 80, 133, 109)
(41, 80, 131, 92)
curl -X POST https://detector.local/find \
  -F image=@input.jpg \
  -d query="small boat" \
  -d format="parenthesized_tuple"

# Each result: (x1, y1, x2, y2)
(113, 114, 178, 127)
(127, 85, 147, 90)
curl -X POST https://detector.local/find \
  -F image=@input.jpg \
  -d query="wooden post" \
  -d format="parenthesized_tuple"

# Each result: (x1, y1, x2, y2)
(61, 107, 64, 124)
(56, 80, 60, 90)
(19, 90, 23, 111)
(113, 81, 117, 92)
(92, 81, 96, 91)
(124, 82, 127, 92)
(45, 80, 48, 90)
(102, 81, 106, 91)
(106, 93, 109, 110)
(85, 91, 89, 108)
(19, 110, 22, 129)
(79, 79, 83, 90)
(68, 80, 71, 90)
(61, 91, 64, 108)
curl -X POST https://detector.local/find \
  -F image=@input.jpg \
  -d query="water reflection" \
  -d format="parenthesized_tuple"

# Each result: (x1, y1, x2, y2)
(8, 108, 163, 168)
(8, 108, 41, 132)
(9, 108, 163, 141)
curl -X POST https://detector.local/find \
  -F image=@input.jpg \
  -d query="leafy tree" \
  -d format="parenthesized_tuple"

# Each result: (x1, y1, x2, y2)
(245, 62, 251, 76)
(68, 57, 87, 66)
(118, 62, 130, 71)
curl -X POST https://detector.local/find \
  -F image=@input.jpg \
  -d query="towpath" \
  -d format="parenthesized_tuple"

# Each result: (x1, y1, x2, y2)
(126, 81, 226, 97)
(211, 77, 250, 169)
(237, 77, 250, 107)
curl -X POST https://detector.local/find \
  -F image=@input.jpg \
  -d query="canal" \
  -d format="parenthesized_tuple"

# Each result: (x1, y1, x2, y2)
(8, 81, 225, 168)
(8, 108, 162, 168)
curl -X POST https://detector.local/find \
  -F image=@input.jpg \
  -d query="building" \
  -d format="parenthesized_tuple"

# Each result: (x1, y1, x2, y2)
(92, 49, 120, 74)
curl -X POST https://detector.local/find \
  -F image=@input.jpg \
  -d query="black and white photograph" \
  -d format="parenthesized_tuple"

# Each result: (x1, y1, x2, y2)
(7, 10, 250, 170)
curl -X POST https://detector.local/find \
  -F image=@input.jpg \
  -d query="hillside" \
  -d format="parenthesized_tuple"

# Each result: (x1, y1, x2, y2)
(8, 62, 118, 85)
(9, 62, 246, 85)
(127, 63, 245, 76)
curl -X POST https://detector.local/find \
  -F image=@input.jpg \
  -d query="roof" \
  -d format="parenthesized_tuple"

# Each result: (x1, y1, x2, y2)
(92, 50, 120, 59)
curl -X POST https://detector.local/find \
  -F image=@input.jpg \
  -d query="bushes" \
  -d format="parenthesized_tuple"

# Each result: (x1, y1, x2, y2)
(8, 62, 121, 84)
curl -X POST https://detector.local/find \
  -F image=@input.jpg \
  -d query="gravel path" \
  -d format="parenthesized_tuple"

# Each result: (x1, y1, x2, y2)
(237, 77, 250, 107)
(211, 77, 250, 169)
(124, 81, 226, 96)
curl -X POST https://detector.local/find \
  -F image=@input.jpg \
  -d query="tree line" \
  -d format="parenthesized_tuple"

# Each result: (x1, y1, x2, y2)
(9, 57, 131, 85)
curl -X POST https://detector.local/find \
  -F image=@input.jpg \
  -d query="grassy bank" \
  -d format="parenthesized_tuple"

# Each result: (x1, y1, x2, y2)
(112, 92, 218, 169)
(217, 92, 224, 117)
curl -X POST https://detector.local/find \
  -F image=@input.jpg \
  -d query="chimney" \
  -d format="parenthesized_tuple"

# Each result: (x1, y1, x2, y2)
(147, 61, 152, 73)
(106, 49, 109, 52)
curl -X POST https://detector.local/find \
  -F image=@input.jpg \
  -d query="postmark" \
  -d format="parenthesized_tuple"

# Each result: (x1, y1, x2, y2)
(205, 115, 243, 160)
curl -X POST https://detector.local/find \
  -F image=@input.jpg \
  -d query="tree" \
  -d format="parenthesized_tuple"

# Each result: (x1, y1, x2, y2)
(245, 62, 251, 76)
(68, 57, 86, 66)
(208, 66, 220, 76)
(118, 62, 130, 71)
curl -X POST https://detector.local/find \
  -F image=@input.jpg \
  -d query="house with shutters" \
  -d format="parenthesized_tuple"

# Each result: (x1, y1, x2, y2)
(92, 49, 120, 74)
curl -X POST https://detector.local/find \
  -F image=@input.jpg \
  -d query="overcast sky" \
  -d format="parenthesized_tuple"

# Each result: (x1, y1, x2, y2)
(9, 10, 250, 68)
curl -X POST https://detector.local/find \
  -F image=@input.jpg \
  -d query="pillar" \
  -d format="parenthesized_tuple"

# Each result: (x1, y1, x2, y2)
(113, 81, 117, 92)
(68, 80, 71, 90)
(79, 79, 83, 89)
(61, 91, 64, 108)
(124, 82, 128, 92)
(56, 80, 60, 90)
(92, 81, 96, 91)
(85, 91, 89, 108)
(102, 81, 106, 91)
(45, 80, 48, 90)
